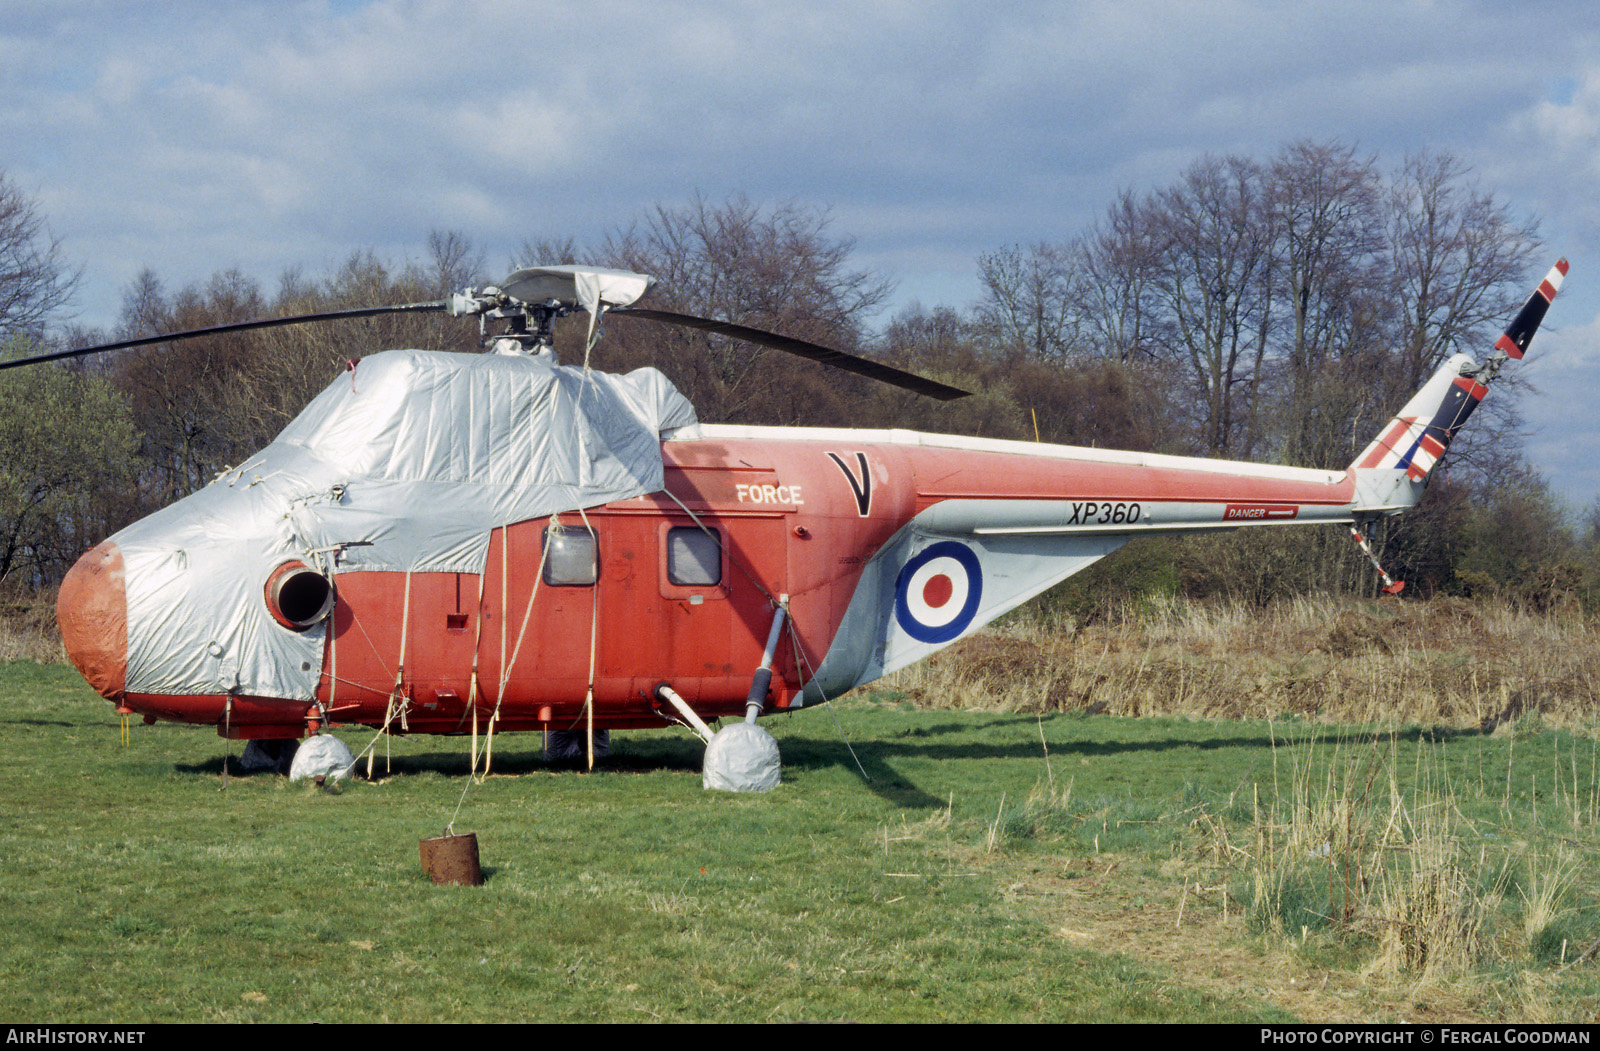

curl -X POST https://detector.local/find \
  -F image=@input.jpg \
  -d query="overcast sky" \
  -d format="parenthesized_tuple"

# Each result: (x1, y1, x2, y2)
(6, 0, 1600, 506)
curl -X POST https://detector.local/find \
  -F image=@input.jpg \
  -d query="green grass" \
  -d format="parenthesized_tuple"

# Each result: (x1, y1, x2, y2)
(0, 663, 1282, 1023)
(5, 661, 1600, 1021)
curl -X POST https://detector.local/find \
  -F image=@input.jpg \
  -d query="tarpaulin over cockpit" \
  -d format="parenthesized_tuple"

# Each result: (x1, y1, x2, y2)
(111, 349, 697, 700)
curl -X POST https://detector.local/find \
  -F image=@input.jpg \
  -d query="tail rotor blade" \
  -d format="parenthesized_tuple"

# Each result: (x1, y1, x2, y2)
(1495, 258, 1568, 361)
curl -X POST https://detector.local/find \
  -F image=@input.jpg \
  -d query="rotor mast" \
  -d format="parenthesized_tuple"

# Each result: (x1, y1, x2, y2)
(450, 287, 568, 358)
(447, 264, 655, 360)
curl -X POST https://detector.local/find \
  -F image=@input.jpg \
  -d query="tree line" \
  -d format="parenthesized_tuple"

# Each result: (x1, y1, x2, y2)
(0, 142, 1591, 614)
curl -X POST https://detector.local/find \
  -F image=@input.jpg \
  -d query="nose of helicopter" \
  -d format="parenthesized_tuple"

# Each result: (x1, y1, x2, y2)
(57, 541, 128, 699)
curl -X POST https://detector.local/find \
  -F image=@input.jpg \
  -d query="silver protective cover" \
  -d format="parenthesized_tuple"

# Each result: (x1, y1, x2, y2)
(113, 349, 697, 700)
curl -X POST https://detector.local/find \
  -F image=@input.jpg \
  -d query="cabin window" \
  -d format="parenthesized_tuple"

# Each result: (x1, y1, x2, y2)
(667, 526, 721, 587)
(543, 525, 598, 586)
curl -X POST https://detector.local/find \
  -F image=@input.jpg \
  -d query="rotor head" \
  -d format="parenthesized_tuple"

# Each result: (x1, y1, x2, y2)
(448, 266, 657, 354)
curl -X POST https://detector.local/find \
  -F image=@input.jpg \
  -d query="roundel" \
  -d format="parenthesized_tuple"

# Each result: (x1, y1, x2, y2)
(894, 541, 983, 643)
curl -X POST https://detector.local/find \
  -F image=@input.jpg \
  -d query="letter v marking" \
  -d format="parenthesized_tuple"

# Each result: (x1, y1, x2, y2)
(826, 452, 873, 517)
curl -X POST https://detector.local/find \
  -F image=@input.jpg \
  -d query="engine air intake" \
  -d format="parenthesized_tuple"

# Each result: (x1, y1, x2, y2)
(265, 561, 335, 630)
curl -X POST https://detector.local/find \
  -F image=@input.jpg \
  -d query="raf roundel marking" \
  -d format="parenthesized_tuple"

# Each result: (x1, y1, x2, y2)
(894, 541, 983, 643)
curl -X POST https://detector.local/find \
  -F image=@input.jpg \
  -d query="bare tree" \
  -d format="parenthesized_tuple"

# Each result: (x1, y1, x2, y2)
(1388, 151, 1541, 391)
(871, 304, 1027, 438)
(426, 229, 486, 296)
(1265, 140, 1389, 468)
(110, 246, 488, 504)
(0, 335, 139, 585)
(1383, 151, 1542, 484)
(597, 195, 893, 423)
(0, 172, 79, 337)
(113, 269, 267, 503)
(1078, 190, 1163, 365)
(975, 242, 1085, 362)
(515, 236, 581, 268)
(1147, 155, 1276, 457)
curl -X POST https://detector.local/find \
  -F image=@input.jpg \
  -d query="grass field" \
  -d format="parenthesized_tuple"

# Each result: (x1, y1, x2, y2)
(4, 645, 1600, 1023)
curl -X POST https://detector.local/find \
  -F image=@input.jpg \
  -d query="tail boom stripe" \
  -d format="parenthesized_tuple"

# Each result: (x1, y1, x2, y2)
(1357, 418, 1416, 469)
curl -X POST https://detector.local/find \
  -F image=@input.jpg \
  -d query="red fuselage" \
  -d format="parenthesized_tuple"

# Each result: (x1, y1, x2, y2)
(61, 426, 1358, 740)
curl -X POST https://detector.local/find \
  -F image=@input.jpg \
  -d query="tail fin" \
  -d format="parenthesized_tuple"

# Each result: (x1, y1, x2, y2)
(1351, 258, 1568, 482)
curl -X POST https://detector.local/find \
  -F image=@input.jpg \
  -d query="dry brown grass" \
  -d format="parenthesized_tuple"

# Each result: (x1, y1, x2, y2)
(877, 596, 1600, 1008)
(879, 595, 1600, 730)
(11, 587, 1600, 734)
(0, 587, 62, 664)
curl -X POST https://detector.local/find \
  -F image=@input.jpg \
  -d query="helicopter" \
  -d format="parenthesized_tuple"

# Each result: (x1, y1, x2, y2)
(10, 257, 1569, 780)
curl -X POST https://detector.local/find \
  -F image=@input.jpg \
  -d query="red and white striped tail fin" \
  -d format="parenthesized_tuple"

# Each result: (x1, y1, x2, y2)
(1351, 354, 1482, 481)
(1350, 258, 1567, 483)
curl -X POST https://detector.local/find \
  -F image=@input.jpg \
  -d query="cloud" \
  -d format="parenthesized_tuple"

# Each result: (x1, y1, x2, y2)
(1517, 307, 1600, 508)
(5, 0, 1600, 503)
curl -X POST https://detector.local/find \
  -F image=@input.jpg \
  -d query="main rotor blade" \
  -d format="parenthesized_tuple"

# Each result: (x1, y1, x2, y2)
(612, 307, 972, 401)
(0, 301, 450, 372)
